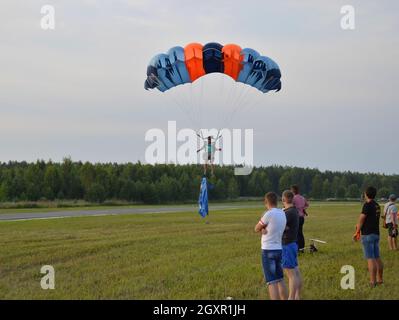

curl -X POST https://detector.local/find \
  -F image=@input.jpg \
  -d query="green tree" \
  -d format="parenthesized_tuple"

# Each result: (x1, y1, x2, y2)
(119, 180, 136, 201)
(311, 175, 323, 199)
(227, 177, 239, 199)
(331, 176, 341, 198)
(336, 186, 347, 199)
(61, 157, 83, 199)
(177, 172, 191, 200)
(346, 184, 360, 199)
(85, 183, 106, 203)
(157, 175, 174, 202)
(322, 179, 331, 198)
(43, 165, 62, 200)
(142, 183, 159, 204)
(377, 187, 390, 199)
(0, 183, 8, 202)
(279, 171, 292, 194)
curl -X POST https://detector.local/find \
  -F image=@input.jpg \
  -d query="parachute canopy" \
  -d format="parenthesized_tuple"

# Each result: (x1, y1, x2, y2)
(145, 42, 281, 93)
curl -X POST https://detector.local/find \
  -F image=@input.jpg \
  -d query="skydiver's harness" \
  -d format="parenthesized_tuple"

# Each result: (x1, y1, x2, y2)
(197, 130, 222, 159)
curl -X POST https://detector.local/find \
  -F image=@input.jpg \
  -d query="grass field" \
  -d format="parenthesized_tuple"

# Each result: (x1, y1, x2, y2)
(1, 202, 398, 300)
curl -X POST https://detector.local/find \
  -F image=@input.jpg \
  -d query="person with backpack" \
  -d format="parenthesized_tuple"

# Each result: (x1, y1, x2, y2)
(383, 194, 398, 250)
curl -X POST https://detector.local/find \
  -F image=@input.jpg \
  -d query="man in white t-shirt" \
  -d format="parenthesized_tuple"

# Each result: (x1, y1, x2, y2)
(254, 192, 287, 300)
(383, 194, 398, 250)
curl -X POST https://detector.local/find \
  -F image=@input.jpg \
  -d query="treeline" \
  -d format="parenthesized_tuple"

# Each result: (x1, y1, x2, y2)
(0, 158, 398, 204)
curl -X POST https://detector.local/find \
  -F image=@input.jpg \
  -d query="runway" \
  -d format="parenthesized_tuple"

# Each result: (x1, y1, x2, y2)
(0, 204, 261, 222)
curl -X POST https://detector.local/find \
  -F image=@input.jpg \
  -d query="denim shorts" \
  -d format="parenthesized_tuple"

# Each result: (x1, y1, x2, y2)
(282, 242, 298, 269)
(261, 249, 284, 285)
(361, 234, 380, 259)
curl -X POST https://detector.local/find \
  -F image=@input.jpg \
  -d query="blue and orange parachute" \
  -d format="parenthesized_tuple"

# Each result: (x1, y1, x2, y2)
(144, 42, 281, 93)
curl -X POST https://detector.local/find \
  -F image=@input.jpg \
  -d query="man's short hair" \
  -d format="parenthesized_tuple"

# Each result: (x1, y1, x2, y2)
(291, 185, 299, 194)
(265, 192, 278, 206)
(282, 190, 294, 204)
(389, 194, 397, 201)
(365, 186, 377, 200)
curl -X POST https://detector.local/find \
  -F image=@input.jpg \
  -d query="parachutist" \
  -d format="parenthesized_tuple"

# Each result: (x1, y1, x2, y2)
(197, 134, 222, 177)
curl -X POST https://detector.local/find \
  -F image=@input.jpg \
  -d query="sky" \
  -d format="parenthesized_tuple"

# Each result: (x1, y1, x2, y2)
(0, 0, 398, 174)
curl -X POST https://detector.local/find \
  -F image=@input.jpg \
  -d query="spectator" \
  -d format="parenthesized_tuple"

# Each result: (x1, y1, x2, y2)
(281, 190, 302, 299)
(291, 185, 309, 252)
(353, 186, 383, 287)
(383, 194, 398, 250)
(254, 192, 287, 300)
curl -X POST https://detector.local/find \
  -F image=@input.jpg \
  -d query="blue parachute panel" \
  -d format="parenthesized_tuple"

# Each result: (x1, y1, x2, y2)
(237, 48, 260, 83)
(245, 56, 269, 89)
(167, 46, 191, 86)
(256, 57, 281, 92)
(149, 54, 175, 91)
(144, 65, 159, 90)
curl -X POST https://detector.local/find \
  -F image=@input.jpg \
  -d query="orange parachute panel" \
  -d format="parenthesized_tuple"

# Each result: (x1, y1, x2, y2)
(222, 44, 243, 80)
(184, 43, 206, 82)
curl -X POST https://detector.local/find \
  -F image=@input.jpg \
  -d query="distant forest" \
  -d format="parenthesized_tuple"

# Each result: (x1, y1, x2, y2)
(0, 158, 398, 204)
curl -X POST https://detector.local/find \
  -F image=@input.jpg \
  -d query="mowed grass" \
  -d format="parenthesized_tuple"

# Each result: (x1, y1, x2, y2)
(0, 202, 398, 300)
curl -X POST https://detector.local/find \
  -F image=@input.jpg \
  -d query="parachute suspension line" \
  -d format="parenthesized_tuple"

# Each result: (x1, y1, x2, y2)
(189, 83, 197, 129)
(183, 83, 200, 131)
(234, 89, 261, 120)
(189, 79, 198, 131)
(232, 77, 277, 124)
(230, 85, 254, 119)
(198, 77, 205, 130)
(166, 91, 201, 129)
(219, 73, 225, 99)
(188, 84, 198, 127)
(211, 76, 225, 129)
(164, 91, 201, 129)
(179, 84, 194, 124)
(215, 74, 224, 127)
(221, 82, 251, 129)
(246, 90, 265, 112)
(235, 91, 265, 123)
(226, 84, 251, 122)
(152, 76, 198, 127)
(197, 80, 203, 130)
(218, 76, 237, 127)
(223, 76, 275, 128)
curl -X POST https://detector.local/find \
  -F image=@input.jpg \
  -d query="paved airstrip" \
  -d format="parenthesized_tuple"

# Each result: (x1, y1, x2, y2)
(0, 204, 261, 222)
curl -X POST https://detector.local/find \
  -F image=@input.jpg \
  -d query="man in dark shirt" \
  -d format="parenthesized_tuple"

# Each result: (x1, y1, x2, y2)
(353, 186, 383, 287)
(282, 190, 302, 299)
